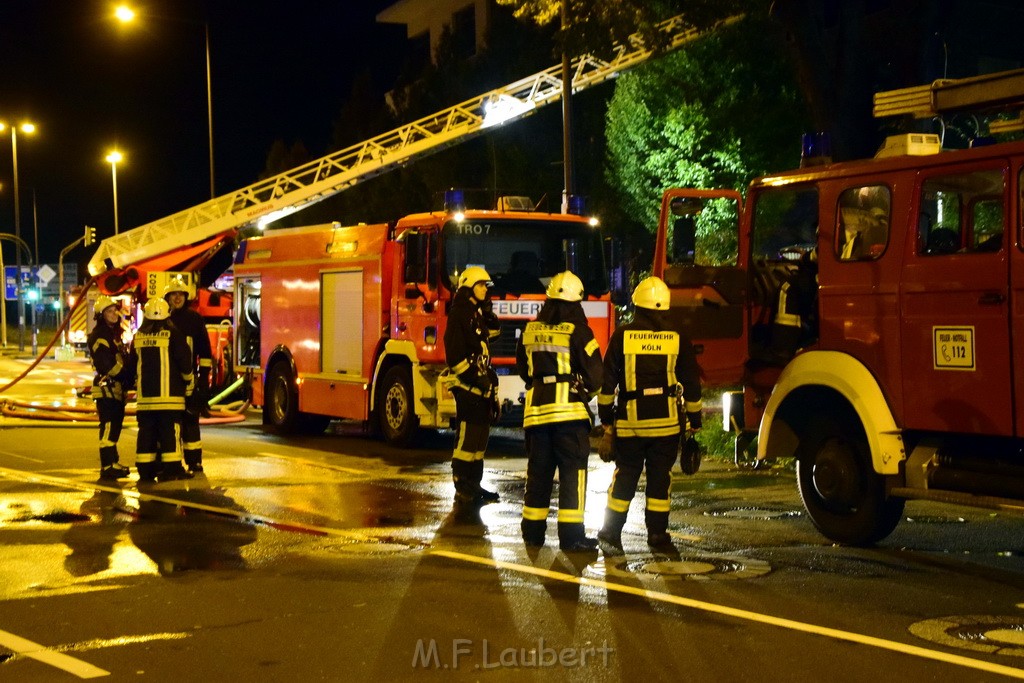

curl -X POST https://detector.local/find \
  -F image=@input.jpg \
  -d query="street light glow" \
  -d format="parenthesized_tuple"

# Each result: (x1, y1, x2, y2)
(114, 5, 136, 23)
(106, 150, 123, 164)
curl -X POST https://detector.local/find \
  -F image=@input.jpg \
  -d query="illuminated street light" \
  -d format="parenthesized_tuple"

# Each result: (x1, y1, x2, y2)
(105, 150, 124, 235)
(115, 4, 215, 198)
(0, 120, 37, 351)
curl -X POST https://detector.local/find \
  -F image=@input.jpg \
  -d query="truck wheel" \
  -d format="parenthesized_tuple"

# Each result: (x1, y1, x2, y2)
(377, 366, 418, 447)
(265, 361, 300, 433)
(796, 416, 904, 545)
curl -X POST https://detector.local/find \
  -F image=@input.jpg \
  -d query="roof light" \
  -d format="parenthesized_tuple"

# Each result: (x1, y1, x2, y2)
(444, 188, 465, 213)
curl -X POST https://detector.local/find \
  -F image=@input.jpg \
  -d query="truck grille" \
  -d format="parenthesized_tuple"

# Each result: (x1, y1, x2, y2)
(490, 320, 526, 358)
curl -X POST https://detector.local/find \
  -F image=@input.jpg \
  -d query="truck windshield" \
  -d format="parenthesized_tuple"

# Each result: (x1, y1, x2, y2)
(442, 218, 608, 296)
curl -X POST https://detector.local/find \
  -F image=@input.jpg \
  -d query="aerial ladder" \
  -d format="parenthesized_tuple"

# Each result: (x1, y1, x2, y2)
(87, 13, 740, 294)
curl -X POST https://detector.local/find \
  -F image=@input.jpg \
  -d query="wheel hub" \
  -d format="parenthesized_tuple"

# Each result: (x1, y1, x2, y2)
(812, 438, 861, 508)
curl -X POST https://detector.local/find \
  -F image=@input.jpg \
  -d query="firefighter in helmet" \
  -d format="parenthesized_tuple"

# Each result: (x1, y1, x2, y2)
(769, 246, 818, 362)
(443, 266, 502, 504)
(163, 278, 213, 474)
(135, 297, 195, 483)
(596, 276, 703, 553)
(516, 271, 603, 551)
(86, 295, 135, 480)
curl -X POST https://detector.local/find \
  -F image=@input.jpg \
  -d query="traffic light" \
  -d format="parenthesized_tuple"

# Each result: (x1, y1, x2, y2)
(84, 225, 97, 246)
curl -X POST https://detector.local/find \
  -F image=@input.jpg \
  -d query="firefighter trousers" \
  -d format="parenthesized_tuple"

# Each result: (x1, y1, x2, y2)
(451, 389, 491, 496)
(181, 410, 203, 468)
(136, 410, 183, 480)
(96, 397, 126, 467)
(521, 421, 591, 546)
(602, 434, 678, 537)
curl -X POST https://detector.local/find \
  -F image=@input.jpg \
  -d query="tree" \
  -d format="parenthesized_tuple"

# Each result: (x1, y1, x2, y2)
(604, 10, 809, 261)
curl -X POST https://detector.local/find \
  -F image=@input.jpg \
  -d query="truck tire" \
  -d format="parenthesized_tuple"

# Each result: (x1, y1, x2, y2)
(377, 366, 419, 447)
(796, 416, 904, 546)
(265, 361, 331, 435)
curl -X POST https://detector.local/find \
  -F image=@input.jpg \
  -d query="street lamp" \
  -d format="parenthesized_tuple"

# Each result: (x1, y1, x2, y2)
(114, 4, 215, 199)
(105, 150, 124, 234)
(0, 121, 36, 351)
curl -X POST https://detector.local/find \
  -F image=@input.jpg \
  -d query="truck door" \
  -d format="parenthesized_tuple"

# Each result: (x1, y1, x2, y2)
(654, 189, 746, 386)
(899, 164, 1013, 435)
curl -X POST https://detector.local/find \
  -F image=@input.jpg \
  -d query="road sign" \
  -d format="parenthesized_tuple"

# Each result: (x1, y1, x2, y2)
(36, 264, 56, 286)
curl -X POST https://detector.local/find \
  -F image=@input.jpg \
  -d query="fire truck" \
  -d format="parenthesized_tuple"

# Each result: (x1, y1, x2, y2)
(231, 194, 613, 445)
(653, 68, 1024, 545)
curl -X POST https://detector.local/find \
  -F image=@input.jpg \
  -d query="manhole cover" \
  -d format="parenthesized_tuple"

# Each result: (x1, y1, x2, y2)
(904, 515, 967, 524)
(333, 541, 421, 555)
(595, 552, 771, 581)
(910, 616, 1024, 656)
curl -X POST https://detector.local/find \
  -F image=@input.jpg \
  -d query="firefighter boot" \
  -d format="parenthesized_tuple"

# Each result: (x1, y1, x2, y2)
(558, 522, 598, 552)
(597, 509, 627, 556)
(521, 519, 547, 547)
(184, 448, 204, 475)
(470, 460, 499, 503)
(99, 446, 130, 480)
(646, 509, 673, 549)
(452, 459, 478, 504)
(136, 461, 159, 484)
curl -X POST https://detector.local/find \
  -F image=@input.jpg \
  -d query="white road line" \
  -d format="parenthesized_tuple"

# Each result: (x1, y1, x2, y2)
(0, 449, 45, 463)
(431, 549, 1024, 680)
(255, 451, 369, 475)
(0, 628, 108, 678)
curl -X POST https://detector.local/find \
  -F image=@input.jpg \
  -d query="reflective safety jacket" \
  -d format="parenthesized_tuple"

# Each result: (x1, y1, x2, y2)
(135, 319, 195, 412)
(170, 305, 214, 387)
(444, 288, 500, 397)
(87, 320, 135, 402)
(598, 308, 703, 438)
(516, 300, 603, 428)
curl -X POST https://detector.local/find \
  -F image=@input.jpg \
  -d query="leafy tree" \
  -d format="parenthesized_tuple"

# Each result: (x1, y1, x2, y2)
(604, 10, 809, 262)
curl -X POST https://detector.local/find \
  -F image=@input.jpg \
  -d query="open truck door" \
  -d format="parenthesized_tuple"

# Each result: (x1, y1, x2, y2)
(653, 188, 746, 386)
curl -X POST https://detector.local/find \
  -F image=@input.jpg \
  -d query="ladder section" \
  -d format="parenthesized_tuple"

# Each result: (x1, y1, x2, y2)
(89, 13, 737, 277)
(873, 67, 1024, 119)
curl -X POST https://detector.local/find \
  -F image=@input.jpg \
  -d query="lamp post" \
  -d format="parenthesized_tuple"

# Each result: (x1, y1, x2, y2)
(105, 150, 123, 234)
(0, 121, 36, 351)
(115, 4, 215, 198)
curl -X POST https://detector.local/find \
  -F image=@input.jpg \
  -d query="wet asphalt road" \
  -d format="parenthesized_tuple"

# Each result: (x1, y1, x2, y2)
(2, 354, 1024, 681)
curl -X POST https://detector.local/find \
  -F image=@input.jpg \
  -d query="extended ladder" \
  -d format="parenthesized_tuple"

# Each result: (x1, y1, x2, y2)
(88, 13, 739, 279)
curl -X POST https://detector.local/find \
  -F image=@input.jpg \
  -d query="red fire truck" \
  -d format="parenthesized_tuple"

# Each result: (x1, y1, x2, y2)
(232, 194, 614, 446)
(653, 69, 1024, 545)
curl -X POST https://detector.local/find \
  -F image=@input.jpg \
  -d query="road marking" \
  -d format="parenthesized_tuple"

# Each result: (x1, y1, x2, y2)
(0, 628, 108, 678)
(255, 451, 369, 475)
(431, 549, 1024, 680)
(0, 449, 45, 463)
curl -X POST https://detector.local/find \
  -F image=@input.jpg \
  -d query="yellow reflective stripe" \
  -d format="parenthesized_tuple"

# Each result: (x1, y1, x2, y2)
(647, 497, 671, 513)
(182, 440, 202, 450)
(774, 283, 801, 327)
(685, 400, 703, 412)
(616, 424, 681, 438)
(585, 338, 600, 355)
(608, 496, 631, 513)
(598, 393, 614, 406)
(523, 506, 549, 521)
(558, 509, 584, 523)
(136, 452, 157, 463)
(451, 359, 471, 374)
(198, 358, 214, 368)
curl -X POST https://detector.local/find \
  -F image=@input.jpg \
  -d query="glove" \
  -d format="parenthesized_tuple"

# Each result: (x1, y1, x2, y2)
(598, 427, 616, 462)
(686, 410, 703, 432)
(679, 435, 703, 475)
(473, 372, 492, 393)
(490, 396, 502, 425)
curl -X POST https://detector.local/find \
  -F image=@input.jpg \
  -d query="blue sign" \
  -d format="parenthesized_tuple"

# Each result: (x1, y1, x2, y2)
(3, 264, 75, 300)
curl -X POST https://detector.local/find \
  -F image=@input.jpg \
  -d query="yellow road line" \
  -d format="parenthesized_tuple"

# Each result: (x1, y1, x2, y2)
(0, 627, 108, 678)
(431, 549, 1024, 680)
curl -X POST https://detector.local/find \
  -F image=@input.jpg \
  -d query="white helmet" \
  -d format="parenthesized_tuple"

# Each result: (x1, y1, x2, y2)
(95, 296, 119, 315)
(458, 266, 491, 289)
(143, 298, 170, 321)
(632, 276, 670, 310)
(546, 271, 584, 302)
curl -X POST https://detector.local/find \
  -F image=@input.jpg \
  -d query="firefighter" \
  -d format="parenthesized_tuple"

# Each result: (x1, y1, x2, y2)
(164, 279, 213, 474)
(769, 246, 818, 362)
(516, 271, 603, 551)
(135, 297, 195, 483)
(86, 296, 135, 480)
(443, 266, 501, 504)
(596, 276, 703, 553)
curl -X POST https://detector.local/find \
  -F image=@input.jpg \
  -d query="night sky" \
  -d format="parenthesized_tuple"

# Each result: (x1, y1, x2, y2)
(0, 0, 405, 266)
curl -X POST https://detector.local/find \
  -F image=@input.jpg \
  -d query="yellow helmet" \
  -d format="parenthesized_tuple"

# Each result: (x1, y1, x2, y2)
(95, 296, 119, 315)
(162, 277, 195, 300)
(458, 266, 492, 289)
(632, 276, 670, 310)
(546, 271, 584, 302)
(143, 298, 170, 321)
